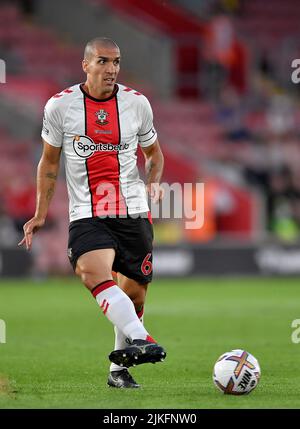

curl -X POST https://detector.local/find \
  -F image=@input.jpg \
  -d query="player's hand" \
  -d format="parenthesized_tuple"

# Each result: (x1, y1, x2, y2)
(18, 217, 45, 251)
(146, 183, 164, 204)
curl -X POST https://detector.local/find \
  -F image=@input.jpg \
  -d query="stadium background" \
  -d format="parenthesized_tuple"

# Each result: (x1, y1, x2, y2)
(1, 0, 300, 409)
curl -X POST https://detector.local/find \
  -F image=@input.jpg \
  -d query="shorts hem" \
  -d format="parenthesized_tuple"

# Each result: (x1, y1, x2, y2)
(70, 245, 117, 271)
(115, 268, 152, 285)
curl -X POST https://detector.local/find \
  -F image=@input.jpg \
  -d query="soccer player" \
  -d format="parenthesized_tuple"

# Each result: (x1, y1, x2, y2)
(18, 37, 166, 388)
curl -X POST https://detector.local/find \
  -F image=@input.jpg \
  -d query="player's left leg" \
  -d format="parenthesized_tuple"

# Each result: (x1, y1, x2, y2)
(108, 274, 148, 388)
(118, 273, 148, 317)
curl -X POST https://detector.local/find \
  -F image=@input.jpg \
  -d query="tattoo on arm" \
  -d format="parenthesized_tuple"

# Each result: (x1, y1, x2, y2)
(146, 161, 156, 179)
(45, 172, 57, 180)
(46, 184, 55, 202)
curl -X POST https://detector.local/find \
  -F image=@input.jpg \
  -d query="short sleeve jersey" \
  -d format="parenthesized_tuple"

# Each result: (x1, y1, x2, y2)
(41, 83, 157, 222)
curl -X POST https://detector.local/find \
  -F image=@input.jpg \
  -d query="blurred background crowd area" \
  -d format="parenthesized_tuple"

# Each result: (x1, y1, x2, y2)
(1, 0, 300, 275)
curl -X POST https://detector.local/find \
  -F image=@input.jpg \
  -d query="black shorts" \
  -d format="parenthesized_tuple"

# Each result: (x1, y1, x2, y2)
(67, 214, 153, 284)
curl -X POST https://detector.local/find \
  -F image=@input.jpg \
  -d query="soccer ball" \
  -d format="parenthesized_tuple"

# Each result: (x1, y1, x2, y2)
(213, 349, 261, 395)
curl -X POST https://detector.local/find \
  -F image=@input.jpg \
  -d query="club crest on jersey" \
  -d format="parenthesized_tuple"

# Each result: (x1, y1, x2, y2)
(95, 109, 109, 125)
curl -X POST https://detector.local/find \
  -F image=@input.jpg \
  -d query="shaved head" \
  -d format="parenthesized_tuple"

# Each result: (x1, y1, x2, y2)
(84, 37, 120, 61)
(82, 37, 121, 99)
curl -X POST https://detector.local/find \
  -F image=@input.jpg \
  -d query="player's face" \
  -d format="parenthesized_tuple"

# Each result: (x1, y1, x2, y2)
(83, 45, 121, 96)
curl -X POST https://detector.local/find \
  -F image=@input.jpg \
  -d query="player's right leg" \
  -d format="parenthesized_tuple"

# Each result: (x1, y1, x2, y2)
(76, 250, 165, 367)
(75, 249, 151, 341)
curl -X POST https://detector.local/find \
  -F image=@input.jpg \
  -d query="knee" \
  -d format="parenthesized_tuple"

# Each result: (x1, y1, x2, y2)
(80, 271, 98, 290)
(76, 266, 111, 291)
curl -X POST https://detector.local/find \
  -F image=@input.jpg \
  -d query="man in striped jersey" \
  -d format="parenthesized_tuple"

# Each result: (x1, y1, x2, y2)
(19, 37, 166, 388)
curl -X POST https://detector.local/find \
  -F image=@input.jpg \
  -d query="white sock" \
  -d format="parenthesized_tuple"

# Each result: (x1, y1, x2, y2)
(110, 306, 145, 372)
(109, 326, 128, 372)
(92, 280, 149, 342)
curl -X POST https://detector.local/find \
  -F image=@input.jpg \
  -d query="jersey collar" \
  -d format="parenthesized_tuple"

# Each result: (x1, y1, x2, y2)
(79, 83, 119, 102)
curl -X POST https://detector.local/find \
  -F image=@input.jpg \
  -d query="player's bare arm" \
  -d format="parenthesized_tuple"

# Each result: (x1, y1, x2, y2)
(142, 139, 164, 203)
(18, 140, 61, 250)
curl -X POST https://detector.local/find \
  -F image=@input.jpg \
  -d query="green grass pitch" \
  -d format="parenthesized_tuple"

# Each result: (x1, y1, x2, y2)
(0, 277, 300, 409)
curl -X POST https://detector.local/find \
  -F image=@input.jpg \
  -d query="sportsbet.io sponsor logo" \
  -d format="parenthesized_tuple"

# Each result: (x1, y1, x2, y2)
(73, 135, 129, 158)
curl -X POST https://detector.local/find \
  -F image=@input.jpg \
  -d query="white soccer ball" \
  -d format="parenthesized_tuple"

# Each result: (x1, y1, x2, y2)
(213, 349, 261, 395)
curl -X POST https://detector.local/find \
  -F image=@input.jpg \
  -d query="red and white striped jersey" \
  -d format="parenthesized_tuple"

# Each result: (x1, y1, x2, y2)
(41, 83, 157, 222)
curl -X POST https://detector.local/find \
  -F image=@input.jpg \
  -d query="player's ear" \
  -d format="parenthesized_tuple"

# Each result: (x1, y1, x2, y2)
(82, 59, 88, 74)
